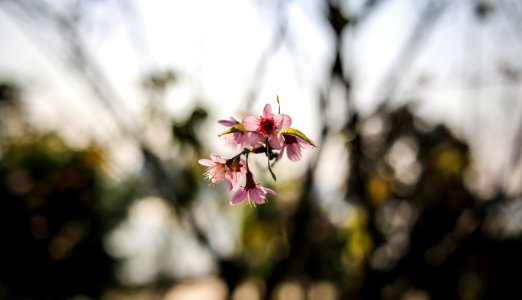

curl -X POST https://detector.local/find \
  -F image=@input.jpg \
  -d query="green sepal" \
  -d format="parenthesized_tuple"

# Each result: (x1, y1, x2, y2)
(280, 128, 316, 147)
(218, 123, 245, 137)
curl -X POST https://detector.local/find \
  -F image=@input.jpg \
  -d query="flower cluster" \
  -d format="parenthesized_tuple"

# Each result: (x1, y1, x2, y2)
(199, 98, 315, 206)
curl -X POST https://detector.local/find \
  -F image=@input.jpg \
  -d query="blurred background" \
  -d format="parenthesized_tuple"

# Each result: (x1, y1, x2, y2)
(0, 0, 521, 299)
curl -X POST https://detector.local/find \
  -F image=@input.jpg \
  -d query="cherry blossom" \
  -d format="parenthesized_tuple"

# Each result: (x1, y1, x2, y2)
(277, 135, 315, 162)
(200, 97, 315, 206)
(217, 117, 248, 148)
(230, 171, 276, 205)
(198, 154, 245, 190)
(242, 104, 292, 149)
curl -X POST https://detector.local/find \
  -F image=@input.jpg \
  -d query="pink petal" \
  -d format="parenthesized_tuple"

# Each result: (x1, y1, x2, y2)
(198, 159, 215, 167)
(262, 104, 274, 117)
(209, 153, 226, 164)
(273, 114, 292, 130)
(269, 133, 284, 150)
(249, 187, 266, 204)
(262, 186, 276, 196)
(242, 116, 259, 131)
(227, 172, 242, 190)
(224, 178, 233, 190)
(286, 143, 302, 161)
(230, 188, 247, 205)
(246, 132, 264, 148)
(297, 137, 315, 149)
(222, 132, 246, 149)
(218, 118, 238, 126)
(232, 132, 246, 146)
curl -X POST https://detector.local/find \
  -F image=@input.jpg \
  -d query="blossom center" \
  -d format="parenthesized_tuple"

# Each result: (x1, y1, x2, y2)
(258, 116, 276, 138)
(283, 135, 297, 144)
(226, 158, 242, 172)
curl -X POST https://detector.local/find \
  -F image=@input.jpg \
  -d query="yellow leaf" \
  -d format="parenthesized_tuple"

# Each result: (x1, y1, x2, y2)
(280, 128, 316, 147)
(218, 123, 245, 137)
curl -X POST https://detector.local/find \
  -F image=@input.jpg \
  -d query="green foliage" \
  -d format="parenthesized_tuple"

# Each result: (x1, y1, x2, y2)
(0, 81, 20, 107)
(142, 70, 177, 92)
(172, 107, 208, 151)
(0, 133, 133, 299)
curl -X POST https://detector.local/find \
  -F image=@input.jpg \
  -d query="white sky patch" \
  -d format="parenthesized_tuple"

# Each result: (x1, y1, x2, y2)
(314, 133, 350, 204)
(350, 0, 418, 115)
(105, 197, 217, 285)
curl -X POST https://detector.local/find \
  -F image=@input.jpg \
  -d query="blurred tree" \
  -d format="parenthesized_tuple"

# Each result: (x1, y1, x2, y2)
(0, 81, 24, 143)
(0, 133, 116, 299)
(232, 1, 522, 299)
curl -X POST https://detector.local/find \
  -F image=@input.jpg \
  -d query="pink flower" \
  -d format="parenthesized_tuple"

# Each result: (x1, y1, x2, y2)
(199, 154, 245, 190)
(242, 104, 292, 150)
(218, 117, 263, 149)
(218, 117, 248, 149)
(277, 135, 315, 162)
(217, 117, 239, 127)
(230, 171, 276, 205)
